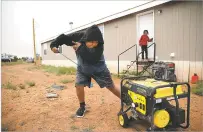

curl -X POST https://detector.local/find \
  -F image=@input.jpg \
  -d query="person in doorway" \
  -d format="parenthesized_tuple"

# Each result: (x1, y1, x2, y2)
(50, 25, 120, 118)
(139, 30, 153, 60)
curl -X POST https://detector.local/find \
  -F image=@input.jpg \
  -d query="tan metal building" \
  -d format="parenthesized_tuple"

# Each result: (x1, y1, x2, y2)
(41, 0, 203, 82)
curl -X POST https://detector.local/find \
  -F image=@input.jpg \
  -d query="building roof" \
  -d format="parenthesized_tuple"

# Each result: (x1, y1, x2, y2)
(41, 0, 171, 44)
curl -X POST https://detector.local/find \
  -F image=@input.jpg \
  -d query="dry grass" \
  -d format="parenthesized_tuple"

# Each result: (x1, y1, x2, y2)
(81, 125, 96, 132)
(2, 82, 17, 90)
(41, 65, 76, 75)
(25, 81, 36, 87)
(1, 60, 25, 66)
(60, 79, 74, 84)
(19, 83, 26, 89)
(70, 125, 79, 131)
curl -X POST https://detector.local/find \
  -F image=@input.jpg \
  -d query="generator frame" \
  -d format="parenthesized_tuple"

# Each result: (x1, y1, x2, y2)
(118, 76, 190, 131)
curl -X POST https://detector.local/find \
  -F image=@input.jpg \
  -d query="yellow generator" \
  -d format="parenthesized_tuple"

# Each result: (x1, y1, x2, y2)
(118, 76, 190, 131)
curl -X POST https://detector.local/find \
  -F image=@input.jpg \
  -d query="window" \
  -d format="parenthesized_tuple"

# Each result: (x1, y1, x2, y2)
(98, 24, 104, 39)
(43, 44, 47, 55)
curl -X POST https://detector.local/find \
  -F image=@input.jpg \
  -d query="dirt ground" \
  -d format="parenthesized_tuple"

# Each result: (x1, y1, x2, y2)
(2, 64, 203, 131)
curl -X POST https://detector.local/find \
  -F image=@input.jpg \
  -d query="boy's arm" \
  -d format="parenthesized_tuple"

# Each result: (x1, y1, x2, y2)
(147, 36, 153, 42)
(50, 31, 85, 50)
(149, 38, 153, 42)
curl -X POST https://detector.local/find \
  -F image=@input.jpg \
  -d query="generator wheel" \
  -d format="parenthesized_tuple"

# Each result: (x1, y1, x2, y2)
(118, 113, 129, 128)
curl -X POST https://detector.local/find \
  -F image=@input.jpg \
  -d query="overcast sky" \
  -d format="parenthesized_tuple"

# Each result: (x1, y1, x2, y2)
(2, 1, 149, 57)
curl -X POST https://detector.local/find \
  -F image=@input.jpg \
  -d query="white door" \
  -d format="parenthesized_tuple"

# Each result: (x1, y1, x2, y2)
(137, 11, 154, 59)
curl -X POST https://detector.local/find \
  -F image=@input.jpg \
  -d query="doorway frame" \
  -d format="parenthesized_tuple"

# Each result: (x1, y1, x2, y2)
(136, 9, 155, 58)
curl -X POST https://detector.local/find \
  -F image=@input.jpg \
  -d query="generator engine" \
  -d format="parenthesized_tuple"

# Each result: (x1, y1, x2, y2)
(152, 61, 177, 82)
(118, 77, 190, 131)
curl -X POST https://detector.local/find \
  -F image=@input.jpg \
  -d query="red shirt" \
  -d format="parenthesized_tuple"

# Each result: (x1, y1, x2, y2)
(139, 35, 150, 46)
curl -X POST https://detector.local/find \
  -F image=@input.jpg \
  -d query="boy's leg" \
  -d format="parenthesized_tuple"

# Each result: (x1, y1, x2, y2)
(92, 67, 120, 99)
(75, 70, 91, 117)
(144, 45, 148, 59)
(141, 46, 144, 59)
(76, 85, 85, 103)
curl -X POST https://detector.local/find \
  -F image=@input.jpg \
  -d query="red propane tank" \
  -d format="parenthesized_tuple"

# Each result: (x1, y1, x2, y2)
(191, 73, 199, 84)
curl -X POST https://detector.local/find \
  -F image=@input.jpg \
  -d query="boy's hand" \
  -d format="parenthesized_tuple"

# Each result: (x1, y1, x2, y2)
(72, 41, 81, 51)
(51, 47, 59, 53)
(149, 38, 153, 42)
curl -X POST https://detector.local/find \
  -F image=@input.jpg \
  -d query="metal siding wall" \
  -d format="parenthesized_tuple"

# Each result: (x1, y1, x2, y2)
(201, 2, 203, 81)
(103, 21, 118, 60)
(104, 14, 137, 61)
(41, 44, 44, 60)
(189, 2, 197, 80)
(195, 2, 203, 80)
(154, 1, 203, 81)
(61, 45, 77, 60)
(155, 1, 203, 61)
(182, 2, 191, 81)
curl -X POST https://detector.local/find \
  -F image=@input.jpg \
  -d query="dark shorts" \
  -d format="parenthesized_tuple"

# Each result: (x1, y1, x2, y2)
(75, 67, 115, 88)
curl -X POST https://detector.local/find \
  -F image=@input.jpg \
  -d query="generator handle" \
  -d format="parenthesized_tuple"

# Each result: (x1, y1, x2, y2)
(179, 83, 190, 129)
(121, 76, 151, 84)
(151, 82, 190, 129)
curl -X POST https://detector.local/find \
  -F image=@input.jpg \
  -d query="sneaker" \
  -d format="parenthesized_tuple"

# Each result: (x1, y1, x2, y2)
(76, 107, 86, 117)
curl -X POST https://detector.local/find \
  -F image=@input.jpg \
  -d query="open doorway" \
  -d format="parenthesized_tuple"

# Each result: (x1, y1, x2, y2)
(136, 10, 154, 60)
